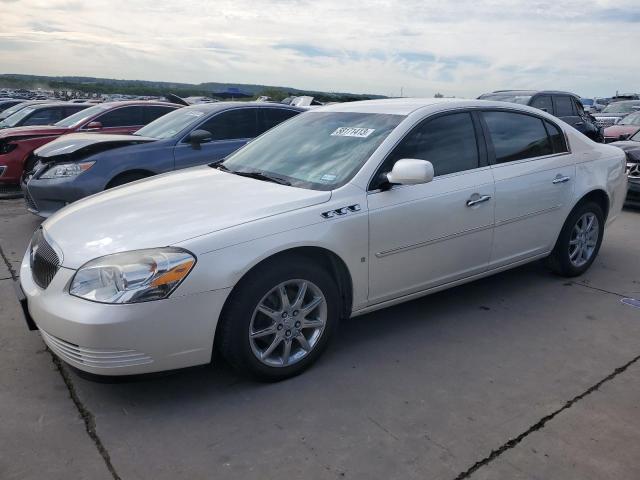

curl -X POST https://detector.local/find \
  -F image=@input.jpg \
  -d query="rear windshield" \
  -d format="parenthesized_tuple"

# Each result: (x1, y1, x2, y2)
(602, 102, 640, 114)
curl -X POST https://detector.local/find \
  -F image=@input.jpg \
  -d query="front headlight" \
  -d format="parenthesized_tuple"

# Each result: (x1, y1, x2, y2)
(40, 161, 95, 179)
(69, 248, 196, 304)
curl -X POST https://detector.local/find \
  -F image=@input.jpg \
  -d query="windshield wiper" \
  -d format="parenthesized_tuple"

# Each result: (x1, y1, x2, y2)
(230, 169, 291, 186)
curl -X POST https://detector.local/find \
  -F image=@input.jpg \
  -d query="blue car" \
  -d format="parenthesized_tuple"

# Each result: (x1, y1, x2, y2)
(23, 102, 304, 216)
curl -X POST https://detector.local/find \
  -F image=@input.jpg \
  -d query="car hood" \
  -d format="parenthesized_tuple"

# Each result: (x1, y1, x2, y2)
(611, 140, 640, 161)
(604, 125, 640, 138)
(0, 124, 70, 140)
(43, 166, 332, 269)
(35, 133, 156, 160)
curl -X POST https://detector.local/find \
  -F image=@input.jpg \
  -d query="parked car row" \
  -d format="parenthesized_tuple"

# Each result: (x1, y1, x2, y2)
(13, 98, 628, 381)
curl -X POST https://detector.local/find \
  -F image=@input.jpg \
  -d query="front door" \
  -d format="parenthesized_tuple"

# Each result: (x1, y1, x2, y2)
(367, 111, 495, 304)
(173, 108, 258, 169)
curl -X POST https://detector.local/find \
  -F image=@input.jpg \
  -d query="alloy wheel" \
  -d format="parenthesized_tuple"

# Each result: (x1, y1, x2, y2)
(568, 212, 599, 267)
(249, 279, 327, 367)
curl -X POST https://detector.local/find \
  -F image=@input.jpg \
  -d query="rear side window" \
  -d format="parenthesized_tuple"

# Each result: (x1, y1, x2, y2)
(554, 96, 576, 117)
(483, 111, 553, 163)
(143, 106, 176, 124)
(259, 108, 299, 134)
(198, 108, 258, 140)
(95, 106, 145, 127)
(530, 95, 553, 113)
(544, 120, 568, 153)
(383, 112, 479, 178)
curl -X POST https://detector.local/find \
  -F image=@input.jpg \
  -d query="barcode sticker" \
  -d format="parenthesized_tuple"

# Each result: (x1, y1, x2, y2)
(331, 127, 375, 138)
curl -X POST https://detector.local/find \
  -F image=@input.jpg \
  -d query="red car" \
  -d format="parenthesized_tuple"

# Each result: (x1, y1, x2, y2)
(603, 111, 640, 143)
(0, 101, 182, 195)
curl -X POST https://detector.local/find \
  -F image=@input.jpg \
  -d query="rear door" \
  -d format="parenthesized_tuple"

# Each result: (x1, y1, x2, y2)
(481, 110, 576, 267)
(173, 108, 259, 169)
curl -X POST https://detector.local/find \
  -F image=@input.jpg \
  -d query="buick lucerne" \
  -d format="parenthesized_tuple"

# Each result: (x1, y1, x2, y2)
(17, 99, 628, 381)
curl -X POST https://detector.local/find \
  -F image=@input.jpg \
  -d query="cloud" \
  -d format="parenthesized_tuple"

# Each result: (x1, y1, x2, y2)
(0, 0, 638, 98)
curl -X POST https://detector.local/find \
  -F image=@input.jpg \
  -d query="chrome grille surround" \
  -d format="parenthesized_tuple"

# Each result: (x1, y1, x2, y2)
(627, 162, 640, 180)
(40, 329, 153, 369)
(30, 228, 61, 289)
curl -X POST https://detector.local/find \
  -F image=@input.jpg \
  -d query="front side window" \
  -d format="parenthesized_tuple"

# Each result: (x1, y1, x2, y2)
(554, 96, 576, 117)
(95, 106, 145, 127)
(376, 112, 479, 185)
(483, 111, 553, 163)
(197, 108, 258, 141)
(221, 111, 403, 190)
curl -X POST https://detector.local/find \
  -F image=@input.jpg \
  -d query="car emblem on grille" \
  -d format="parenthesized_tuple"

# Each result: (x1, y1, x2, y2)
(629, 163, 640, 179)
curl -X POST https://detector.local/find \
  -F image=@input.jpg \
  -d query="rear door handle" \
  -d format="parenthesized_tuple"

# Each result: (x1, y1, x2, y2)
(552, 175, 571, 184)
(466, 195, 491, 207)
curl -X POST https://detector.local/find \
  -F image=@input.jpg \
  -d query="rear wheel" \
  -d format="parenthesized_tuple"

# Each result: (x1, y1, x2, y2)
(218, 256, 340, 381)
(546, 201, 604, 277)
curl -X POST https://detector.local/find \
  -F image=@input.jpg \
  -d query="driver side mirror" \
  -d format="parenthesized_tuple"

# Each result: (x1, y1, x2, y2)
(84, 121, 102, 130)
(188, 129, 213, 147)
(383, 159, 434, 188)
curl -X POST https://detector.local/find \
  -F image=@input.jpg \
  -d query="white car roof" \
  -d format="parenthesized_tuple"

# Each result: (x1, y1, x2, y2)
(317, 97, 525, 115)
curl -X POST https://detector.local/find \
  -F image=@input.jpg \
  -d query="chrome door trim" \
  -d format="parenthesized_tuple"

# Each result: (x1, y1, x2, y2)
(495, 204, 562, 227)
(375, 223, 494, 258)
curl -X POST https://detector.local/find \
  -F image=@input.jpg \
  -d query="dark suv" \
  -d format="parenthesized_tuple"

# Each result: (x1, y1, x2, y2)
(478, 90, 603, 142)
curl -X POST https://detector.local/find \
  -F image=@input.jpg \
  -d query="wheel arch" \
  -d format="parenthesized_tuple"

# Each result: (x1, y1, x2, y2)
(105, 169, 156, 189)
(572, 188, 610, 220)
(213, 246, 354, 349)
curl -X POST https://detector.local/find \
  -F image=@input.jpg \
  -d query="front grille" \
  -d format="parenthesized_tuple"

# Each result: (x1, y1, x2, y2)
(40, 329, 153, 369)
(627, 163, 640, 179)
(24, 189, 38, 211)
(595, 118, 618, 127)
(0, 183, 21, 197)
(30, 229, 60, 289)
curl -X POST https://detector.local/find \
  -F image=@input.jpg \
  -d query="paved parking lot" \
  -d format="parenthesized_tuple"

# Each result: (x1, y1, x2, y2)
(1, 198, 639, 480)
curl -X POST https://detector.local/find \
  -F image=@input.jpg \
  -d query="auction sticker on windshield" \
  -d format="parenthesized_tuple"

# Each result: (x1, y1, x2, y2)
(331, 127, 375, 138)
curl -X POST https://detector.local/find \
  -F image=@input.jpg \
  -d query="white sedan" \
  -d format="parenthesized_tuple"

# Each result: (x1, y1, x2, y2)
(17, 98, 627, 381)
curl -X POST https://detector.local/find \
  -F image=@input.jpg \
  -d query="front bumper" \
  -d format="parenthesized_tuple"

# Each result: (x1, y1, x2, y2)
(19, 250, 232, 376)
(22, 175, 83, 218)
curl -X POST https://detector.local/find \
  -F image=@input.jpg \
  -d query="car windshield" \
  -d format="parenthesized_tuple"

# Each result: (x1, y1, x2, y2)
(630, 130, 640, 142)
(602, 102, 640, 114)
(0, 103, 30, 120)
(0, 106, 36, 127)
(54, 104, 109, 127)
(619, 113, 640, 126)
(134, 108, 205, 139)
(478, 93, 533, 105)
(220, 111, 404, 190)
(581, 99, 594, 105)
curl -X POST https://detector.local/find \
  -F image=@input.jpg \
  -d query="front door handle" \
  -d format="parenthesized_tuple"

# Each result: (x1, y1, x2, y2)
(466, 195, 491, 207)
(575, 122, 584, 126)
(552, 175, 571, 184)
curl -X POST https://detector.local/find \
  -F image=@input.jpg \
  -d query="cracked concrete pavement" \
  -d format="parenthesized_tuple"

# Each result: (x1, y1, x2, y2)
(1, 198, 639, 480)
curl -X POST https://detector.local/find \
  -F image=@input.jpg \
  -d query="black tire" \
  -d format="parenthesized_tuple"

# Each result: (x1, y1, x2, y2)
(545, 201, 605, 277)
(106, 172, 151, 189)
(218, 255, 340, 381)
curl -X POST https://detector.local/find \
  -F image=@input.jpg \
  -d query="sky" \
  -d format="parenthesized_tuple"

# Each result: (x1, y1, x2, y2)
(1, 0, 638, 98)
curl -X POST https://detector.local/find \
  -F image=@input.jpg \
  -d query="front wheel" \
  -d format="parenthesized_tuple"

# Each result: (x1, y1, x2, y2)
(218, 257, 340, 381)
(546, 201, 604, 277)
